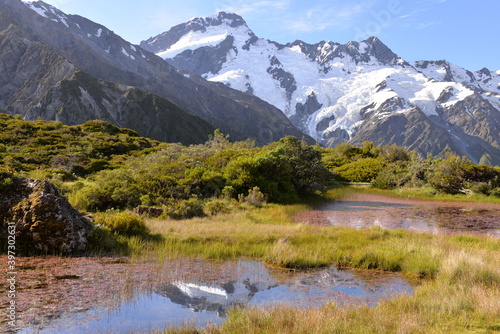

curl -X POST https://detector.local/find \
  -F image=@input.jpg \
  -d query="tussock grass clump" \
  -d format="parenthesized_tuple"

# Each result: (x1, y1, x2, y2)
(438, 250, 500, 286)
(94, 211, 149, 237)
(86, 226, 119, 254)
(265, 237, 330, 269)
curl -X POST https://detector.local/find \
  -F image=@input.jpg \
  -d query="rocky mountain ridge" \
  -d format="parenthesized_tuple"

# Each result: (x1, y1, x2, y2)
(142, 11, 500, 165)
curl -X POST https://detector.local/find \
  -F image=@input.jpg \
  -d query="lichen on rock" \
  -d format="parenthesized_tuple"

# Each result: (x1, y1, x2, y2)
(1, 177, 93, 254)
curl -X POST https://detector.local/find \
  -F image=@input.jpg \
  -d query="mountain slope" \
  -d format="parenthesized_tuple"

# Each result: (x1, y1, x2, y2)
(141, 12, 500, 165)
(0, 0, 309, 145)
(0, 5, 217, 145)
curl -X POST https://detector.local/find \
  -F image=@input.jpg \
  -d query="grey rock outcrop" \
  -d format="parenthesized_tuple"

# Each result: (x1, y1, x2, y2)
(0, 178, 93, 254)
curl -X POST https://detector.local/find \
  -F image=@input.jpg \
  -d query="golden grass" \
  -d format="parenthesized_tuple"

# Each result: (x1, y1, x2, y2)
(155, 279, 500, 333)
(131, 201, 500, 279)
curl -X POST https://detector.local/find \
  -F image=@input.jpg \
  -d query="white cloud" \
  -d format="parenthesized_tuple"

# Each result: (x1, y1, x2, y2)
(215, 0, 291, 14)
(416, 20, 441, 29)
(280, 1, 371, 33)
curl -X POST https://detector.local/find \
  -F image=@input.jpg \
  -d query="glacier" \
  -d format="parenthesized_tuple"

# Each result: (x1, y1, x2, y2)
(146, 13, 499, 148)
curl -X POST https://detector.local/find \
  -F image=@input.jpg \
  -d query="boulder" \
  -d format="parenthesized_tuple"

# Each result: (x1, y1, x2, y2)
(0, 177, 93, 254)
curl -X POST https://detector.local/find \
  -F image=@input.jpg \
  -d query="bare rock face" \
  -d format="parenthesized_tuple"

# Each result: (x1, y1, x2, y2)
(0, 177, 93, 254)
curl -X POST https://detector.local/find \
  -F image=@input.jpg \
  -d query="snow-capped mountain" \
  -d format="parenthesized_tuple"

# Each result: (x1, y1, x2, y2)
(141, 12, 500, 165)
(0, 0, 309, 145)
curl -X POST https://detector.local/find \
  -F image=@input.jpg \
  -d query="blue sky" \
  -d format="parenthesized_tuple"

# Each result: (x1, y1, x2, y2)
(39, 0, 499, 71)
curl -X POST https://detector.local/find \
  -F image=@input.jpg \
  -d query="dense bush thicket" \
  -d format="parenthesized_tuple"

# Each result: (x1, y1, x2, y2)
(323, 142, 500, 195)
(0, 115, 331, 214)
(66, 132, 331, 213)
(1, 115, 499, 220)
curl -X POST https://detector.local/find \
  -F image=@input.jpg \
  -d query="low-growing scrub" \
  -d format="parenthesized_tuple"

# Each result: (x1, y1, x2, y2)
(86, 225, 120, 254)
(323, 142, 500, 197)
(94, 211, 149, 237)
(160, 197, 205, 220)
(204, 198, 232, 216)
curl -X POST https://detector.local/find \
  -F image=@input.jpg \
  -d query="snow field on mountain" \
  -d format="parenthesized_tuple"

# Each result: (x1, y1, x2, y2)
(157, 28, 230, 59)
(23, 1, 49, 18)
(156, 15, 493, 143)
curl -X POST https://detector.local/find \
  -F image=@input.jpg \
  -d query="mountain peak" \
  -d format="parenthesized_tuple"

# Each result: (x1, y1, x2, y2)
(360, 36, 401, 65)
(22, 0, 65, 20)
(183, 11, 248, 31)
(211, 11, 247, 28)
(140, 11, 251, 55)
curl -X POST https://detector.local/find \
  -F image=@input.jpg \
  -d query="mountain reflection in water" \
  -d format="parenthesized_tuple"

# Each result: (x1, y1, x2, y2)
(153, 261, 413, 318)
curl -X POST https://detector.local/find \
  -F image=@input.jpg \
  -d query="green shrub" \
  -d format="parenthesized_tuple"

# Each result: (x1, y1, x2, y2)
(0, 176, 13, 191)
(372, 162, 409, 189)
(140, 194, 153, 206)
(204, 198, 231, 216)
(277, 136, 332, 195)
(86, 225, 118, 253)
(161, 197, 205, 220)
(73, 171, 142, 212)
(467, 182, 492, 195)
(427, 153, 470, 194)
(79, 120, 121, 135)
(490, 187, 500, 197)
(95, 211, 149, 236)
(334, 157, 385, 183)
(222, 185, 236, 198)
(243, 186, 267, 207)
(223, 147, 297, 203)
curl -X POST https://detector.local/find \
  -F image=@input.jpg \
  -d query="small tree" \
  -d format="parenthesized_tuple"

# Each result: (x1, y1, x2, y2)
(277, 136, 332, 195)
(205, 129, 231, 150)
(427, 153, 471, 194)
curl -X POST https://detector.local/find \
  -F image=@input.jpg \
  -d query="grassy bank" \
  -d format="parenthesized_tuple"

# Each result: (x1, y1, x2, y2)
(138, 210, 498, 278)
(117, 188, 499, 277)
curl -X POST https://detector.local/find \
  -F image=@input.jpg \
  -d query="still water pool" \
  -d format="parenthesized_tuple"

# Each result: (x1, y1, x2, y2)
(295, 193, 500, 237)
(17, 258, 413, 333)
